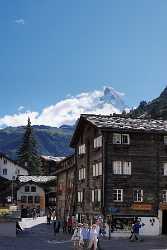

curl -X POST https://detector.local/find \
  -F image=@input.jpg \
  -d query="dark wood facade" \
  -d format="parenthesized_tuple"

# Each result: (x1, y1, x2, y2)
(70, 114, 167, 223)
(54, 155, 76, 219)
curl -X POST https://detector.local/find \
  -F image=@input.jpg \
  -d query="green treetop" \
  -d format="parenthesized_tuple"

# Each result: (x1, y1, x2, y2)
(17, 117, 41, 175)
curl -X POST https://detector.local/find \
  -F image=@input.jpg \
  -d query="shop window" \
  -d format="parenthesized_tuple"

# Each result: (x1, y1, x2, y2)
(28, 196, 33, 203)
(113, 189, 123, 202)
(21, 196, 27, 203)
(133, 189, 143, 202)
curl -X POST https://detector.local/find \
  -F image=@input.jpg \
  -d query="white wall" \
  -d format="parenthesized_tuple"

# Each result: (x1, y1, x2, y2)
(17, 184, 44, 201)
(0, 155, 28, 180)
(138, 217, 160, 236)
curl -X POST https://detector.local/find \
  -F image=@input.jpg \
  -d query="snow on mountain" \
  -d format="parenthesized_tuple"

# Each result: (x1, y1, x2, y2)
(0, 86, 127, 128)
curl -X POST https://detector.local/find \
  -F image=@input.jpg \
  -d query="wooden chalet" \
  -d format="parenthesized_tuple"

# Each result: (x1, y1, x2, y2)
(70, 114, 167, 235)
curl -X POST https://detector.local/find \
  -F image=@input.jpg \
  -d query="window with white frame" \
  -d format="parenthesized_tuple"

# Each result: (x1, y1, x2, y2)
(78, 144, 86, 155)
(78, 191, 83, 202)
(113, 133, 130, 145)
(113, 161, 131, 175)
(164, 136, 167, 145)
(79, 167, 86, 180)
(91, 189, 101, 203)
(162, 190, 167, 202)
(92, 162, 102, 176)
(123, 161, 131, 175)
(2, 168, 7, 175)
(163, 163, 167, 176)
(94, 136, 102, 149)
(113, 189, 123, 202)
(133, 189, 143, 202)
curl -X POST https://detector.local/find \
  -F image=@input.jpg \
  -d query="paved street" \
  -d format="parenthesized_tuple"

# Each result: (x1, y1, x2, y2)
(0, 218, 167, 250)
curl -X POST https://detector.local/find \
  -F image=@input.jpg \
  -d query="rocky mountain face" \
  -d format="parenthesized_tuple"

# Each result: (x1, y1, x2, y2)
(126, 86, 167, 120)
(0, 125, 74, 160)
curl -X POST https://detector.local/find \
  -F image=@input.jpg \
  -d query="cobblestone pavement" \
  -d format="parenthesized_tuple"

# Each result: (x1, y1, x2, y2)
(0, 218, 167, 250)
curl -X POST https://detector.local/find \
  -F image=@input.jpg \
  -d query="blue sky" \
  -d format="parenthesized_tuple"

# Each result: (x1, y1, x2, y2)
(0, 0, 167, 127)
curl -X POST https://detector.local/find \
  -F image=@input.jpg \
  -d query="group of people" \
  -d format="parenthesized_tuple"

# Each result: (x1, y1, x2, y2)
(71, 222, 103, 250)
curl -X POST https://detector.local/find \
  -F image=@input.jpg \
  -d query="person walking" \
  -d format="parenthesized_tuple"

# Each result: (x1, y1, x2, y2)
(71, 224, 83, 250)
(88, 224, 98, 250)
(130, 220, 142, 241)
(81, 223, 90, 249)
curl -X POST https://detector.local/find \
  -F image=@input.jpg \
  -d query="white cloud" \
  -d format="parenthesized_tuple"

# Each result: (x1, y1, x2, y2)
(14, 19, 25, 25)
(18, 106, 25, 112)
(0, 87, 125, 128)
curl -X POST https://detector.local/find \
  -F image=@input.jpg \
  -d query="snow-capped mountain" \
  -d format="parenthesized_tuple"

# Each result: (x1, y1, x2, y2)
(0, 86, 127, 128)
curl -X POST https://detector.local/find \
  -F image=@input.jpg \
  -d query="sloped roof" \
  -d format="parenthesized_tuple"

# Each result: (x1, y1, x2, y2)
(84, 114, 167, 131)
(70, 114, 167, 146)
(18, 175, 56, 183)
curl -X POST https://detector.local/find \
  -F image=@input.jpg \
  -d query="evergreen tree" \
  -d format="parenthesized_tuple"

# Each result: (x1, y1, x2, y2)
(17, 117, 41, 175)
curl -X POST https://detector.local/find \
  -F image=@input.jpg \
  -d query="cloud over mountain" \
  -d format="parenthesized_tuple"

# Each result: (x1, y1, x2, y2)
(0, 86, 127, 128)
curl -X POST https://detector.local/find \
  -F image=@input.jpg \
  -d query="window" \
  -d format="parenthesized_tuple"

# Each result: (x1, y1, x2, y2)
(78, 191, 83, 202)
(79, 168, 86, 180)
(113, 133, 130, 144)
(2, 168, 7, 175)
(113, 161, 122, 174)
(113, 161, 131, 175)
(123, 161, 131, 175)
(113, 189, 123, 202)
(162, 190, 167, 203)
(31, 186, 36, 192)
(92, 162, 102, 176)
(163, 163, 167, 176)
(25, 186, 30, 192)
(133, 189, 143, 202)
(28, 196, 33, 203)
(3, 159, 7, 164)
(78, 144, 86, 155)
(94, 136, 102, 149)
(92, 189, 101, 203)
(21, 196, 27, 203)
(164, 136, 167, 145)
(34, 196, 40, 203)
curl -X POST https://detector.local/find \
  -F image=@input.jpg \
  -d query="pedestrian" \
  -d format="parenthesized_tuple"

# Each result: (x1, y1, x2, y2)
(71, 223, 83, 250)
(95, 220, 103, 250)
(130, 220, 143, 242)
(32, 208, 36, 220)
(68, 216, 73, 234)
(88, 224, 98, 250)
(81, 223, 90, 249)
(63, 218, 67, 233)
(53, 217, 61, 236)
(47, 211, 52, 224)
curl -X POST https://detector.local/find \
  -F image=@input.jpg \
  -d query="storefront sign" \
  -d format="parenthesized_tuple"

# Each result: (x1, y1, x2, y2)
(131, 203, 152, 210)
(160, 203, 167, 210)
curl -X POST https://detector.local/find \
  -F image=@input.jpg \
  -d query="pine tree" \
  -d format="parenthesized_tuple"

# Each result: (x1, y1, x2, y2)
(17, 117, 41, 175)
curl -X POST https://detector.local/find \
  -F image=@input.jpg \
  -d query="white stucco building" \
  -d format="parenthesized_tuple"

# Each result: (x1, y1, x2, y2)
(0, 153, 28, 180)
